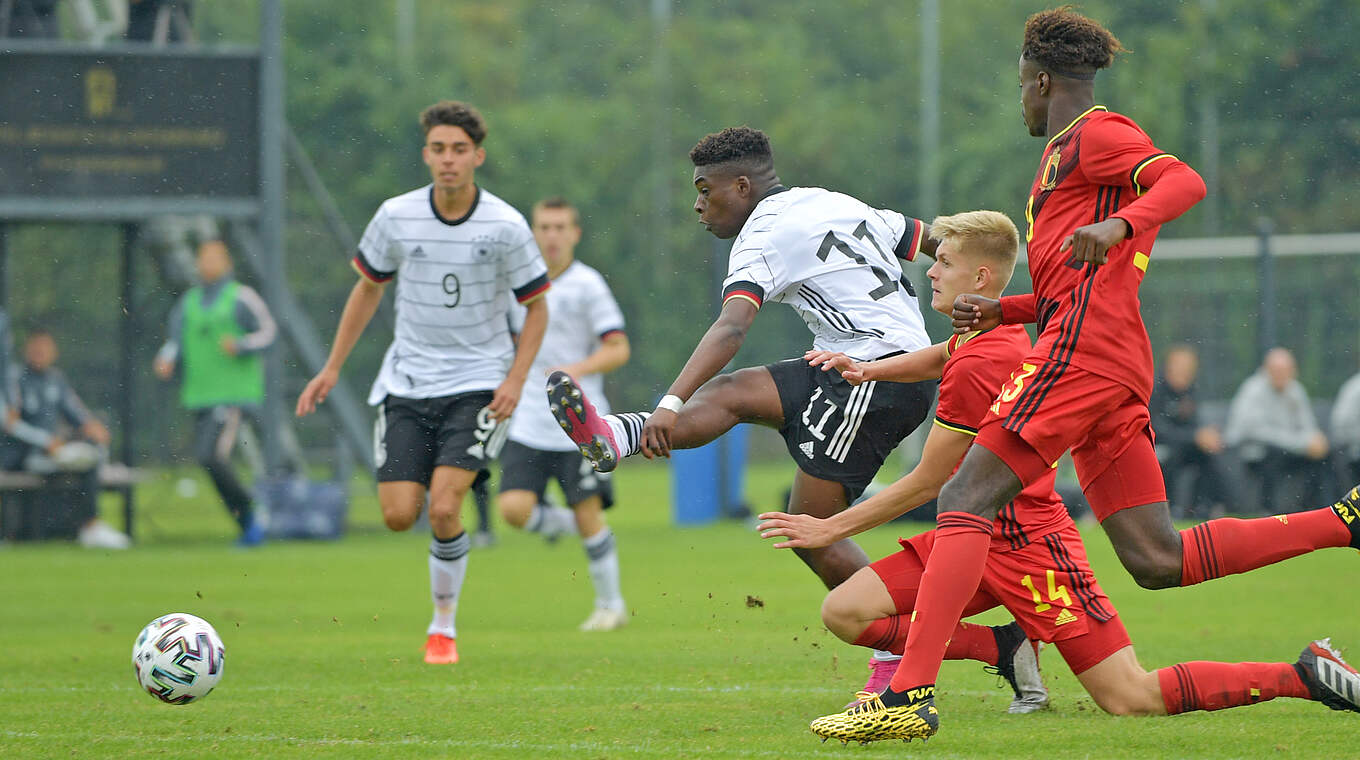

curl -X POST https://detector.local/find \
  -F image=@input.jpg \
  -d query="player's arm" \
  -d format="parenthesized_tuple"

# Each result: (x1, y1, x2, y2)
(558, 331, 630, 379)
(917, 223, 941, 260)
(223, 286, 278, 357)
(56, 377, 110, 447)
(804, 341, 948, 384)
(296, 275, 385, 416)
(1065, 128, 1206, 267)
(951, 293, 1036, 334)
(758, 422, 973, 548)
(152, 297, 185, 380)
(489, 295, 548, 421)
(641, 297, 757, 458)
(887, 215, 942, 262)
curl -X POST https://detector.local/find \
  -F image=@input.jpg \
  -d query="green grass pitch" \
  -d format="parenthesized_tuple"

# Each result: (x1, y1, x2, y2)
(1, 460, 1357, 758)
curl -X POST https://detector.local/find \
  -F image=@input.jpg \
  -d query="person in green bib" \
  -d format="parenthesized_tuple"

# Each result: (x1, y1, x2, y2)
(154, 239, 278, 546)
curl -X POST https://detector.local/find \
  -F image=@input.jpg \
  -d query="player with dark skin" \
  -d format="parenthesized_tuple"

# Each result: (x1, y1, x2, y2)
(948, 52, 1182, 588)
(793, 8, 1358, 742)
(634, 156, 938, 590)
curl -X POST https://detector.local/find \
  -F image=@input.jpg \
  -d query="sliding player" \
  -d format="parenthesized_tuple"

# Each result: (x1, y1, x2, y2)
(761, 210, 1360, 742)
(793, 8, 1360, 738)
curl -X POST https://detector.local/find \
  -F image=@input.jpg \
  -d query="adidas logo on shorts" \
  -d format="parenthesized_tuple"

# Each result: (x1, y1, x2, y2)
(799, 441, 816, 459)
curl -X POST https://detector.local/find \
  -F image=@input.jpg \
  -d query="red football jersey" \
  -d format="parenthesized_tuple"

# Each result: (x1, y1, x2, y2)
(936, 326, 1070, 551)
(1020, 106, 1198, 402)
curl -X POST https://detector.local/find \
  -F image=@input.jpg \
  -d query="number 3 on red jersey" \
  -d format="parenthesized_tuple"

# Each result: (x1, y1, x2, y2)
(990, 362, 1039, 416)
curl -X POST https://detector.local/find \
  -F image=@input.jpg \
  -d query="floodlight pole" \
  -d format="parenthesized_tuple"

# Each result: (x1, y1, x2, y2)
(918, 0, 940, 219)
(1197, 0, 1221, 235)
(651, 0, 672, 294)
(1256, 218, 1277, 359)
(119, 222, 138, 470)
(0, 223, 7, 310)
(259, 0, 287, 474)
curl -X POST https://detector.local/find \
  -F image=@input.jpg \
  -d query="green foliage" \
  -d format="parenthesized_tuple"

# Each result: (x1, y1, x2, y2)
(4, 1, 1354, 459)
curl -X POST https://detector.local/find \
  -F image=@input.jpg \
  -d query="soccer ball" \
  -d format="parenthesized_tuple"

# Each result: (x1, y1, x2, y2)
(131, 613, 226, 704)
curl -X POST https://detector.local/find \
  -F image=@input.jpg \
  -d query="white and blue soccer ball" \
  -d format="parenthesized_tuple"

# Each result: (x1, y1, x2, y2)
(131, 613, 226, 704)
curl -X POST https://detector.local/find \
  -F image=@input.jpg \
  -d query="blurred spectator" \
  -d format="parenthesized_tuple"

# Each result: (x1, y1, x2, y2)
(0, 0, 61, 38)
(1150, 344, 1234, 518)
(1224, 347, 1329, 514)
(154, 239, 276, 546)
(125, 0, 192, 44)
(70, 0, 128, 44)
(1331, 370, 1360, 486)
(0, 328, 128, 549)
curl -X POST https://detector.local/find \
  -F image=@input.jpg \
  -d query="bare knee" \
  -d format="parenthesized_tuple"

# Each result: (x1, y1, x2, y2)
(1089, 684, 1164, 716)
(1126, 560, 1181, 590)
(381, 504, 418, 532)
(428, 489, 467, 525)
(497, 491, 535, 529)
(700, 372, 739, 395)
(937, 476, 1002, 521)
(378, 483, 426, 532)
(820, 590, 863, 644)
(1091, 694, 1155, 716)
(1114, 536, 1183, 590)
(1075, 648, 1166, 716)
(1102, 503, 1183, 589)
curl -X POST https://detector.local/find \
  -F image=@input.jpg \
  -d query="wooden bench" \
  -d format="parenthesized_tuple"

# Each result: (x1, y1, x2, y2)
(0, 464, 150, 542)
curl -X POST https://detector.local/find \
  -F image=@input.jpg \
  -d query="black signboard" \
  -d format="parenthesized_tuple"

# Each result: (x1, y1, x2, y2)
(0, 43, 259, 218)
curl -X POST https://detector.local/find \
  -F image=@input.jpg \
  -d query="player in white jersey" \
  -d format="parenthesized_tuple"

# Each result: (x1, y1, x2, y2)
(498, 197, 632, 631)
(296, 101, 549, 666)
(550, 126, 938, 587)
(548, 126, 940, 693)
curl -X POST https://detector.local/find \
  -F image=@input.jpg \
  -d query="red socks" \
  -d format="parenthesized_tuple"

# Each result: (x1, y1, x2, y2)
(854, 618, 999, 665)
(1180, 507, 1351, 586)
(890, 512, 995, 692)
(946, 622, 1001, 665)
(1158, 661, 1309, 714)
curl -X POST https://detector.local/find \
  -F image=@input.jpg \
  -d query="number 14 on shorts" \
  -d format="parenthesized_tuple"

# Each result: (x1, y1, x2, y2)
(1020, 569, 1072, 613)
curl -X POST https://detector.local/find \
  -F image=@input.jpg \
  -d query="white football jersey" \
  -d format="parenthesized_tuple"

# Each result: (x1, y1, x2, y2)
(508, 261, 625, 451)
(721, 186, 930, 360)
(354, 185, 550, 404)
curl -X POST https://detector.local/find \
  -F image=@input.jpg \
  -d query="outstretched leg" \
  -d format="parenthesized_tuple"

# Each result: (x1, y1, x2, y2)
(786, 470, 866, 590)
(548, 367, 782, 471)
(1073, 638, 1360, 717)
(1087, 428, 1357, 589)
(1094, 463, 1357, 590)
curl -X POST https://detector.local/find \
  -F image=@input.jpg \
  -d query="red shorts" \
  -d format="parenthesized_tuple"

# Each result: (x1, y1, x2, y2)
(872, 522, 1131, 675)
(975, 361, 1166, 521)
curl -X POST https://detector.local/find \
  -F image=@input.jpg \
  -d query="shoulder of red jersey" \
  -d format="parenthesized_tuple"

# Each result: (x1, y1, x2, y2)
(1086, 108, 1148, 133)
(935, 325, 1033, 436)
(1083, 110, 1183, 195)
(945, 325, 1030, 363)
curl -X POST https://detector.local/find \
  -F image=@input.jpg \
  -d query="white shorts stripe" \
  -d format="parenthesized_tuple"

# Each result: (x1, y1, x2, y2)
(373, 401, 388, 469)
(831, 380, 876, 463)
(826, 380, 877, 463)
(824, 384, 863, 460)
